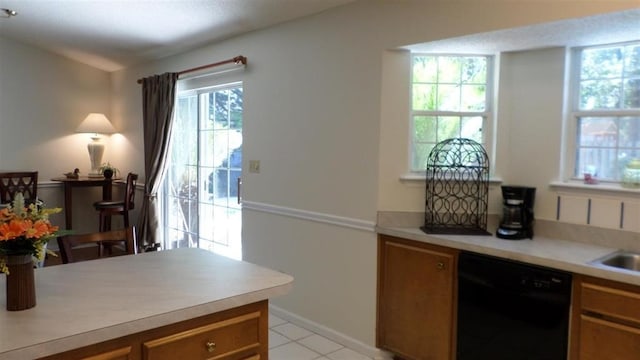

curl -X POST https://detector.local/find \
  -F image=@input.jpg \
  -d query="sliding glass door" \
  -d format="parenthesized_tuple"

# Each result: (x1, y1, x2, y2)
(161, 82, 243, 260)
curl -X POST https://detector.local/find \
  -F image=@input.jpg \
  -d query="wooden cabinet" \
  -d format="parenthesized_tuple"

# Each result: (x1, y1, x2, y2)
(376, 235, 457, 360)
(570, 276, 640, 360)
(39, 301, 268, 360)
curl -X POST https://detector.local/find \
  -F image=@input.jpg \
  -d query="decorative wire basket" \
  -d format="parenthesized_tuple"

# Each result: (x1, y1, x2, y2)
(421, 138, 491, 235)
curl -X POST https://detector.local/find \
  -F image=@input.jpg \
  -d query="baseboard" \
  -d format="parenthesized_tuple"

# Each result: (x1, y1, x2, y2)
(268, 304, 393, 360)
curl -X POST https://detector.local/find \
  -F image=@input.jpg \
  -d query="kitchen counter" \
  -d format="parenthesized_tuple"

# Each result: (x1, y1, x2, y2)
(0, 248, 294, 359)
(377, 225, 640, 286)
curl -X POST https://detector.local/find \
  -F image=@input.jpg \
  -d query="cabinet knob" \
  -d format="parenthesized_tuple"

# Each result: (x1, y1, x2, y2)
(437, 262, 445, 270)
(206, 341, 217, 353)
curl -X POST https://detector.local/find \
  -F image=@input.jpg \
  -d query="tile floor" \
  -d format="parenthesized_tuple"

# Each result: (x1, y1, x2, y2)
(269, 313, 373, 360)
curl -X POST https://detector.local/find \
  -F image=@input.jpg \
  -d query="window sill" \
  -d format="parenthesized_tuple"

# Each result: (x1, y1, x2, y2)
(400, 174, 503, 185)
(550, 180, 640, 197)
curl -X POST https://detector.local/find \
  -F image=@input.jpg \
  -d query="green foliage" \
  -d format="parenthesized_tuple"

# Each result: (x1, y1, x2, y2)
(98, 162, 118, 175)
(168, 85, 243, 201)
(579, 43, 640, 110)
(411, 55, 488, 170)
(575, 42, 640, 180)
(209, 88, 243, 129)
(412, 55, 487, 112)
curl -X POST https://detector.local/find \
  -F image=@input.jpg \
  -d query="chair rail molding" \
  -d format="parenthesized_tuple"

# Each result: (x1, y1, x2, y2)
(242, 200, 376, 232)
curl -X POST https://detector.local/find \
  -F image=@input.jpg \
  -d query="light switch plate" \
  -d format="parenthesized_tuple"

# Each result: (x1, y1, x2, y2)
(249, 160, 260, 173)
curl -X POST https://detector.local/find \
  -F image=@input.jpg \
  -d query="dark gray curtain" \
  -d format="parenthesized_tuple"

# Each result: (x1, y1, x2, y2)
(138, 72, 179, 248)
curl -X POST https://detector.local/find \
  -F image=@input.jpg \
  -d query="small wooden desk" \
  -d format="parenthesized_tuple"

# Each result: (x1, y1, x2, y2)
(50, 176, 116, 230)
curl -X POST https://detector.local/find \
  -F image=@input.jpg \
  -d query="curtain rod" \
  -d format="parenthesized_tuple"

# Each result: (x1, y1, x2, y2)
(137, 55, 247, 84)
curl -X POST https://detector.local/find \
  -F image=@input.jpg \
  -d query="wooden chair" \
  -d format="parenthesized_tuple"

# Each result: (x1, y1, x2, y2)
(0, 171, 38, 205)
(93, 172, 138, 231)
(57, 227, 137, 264)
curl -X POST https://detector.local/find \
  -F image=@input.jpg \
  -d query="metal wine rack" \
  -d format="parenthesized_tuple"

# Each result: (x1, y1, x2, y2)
(421, 138, 491, 235)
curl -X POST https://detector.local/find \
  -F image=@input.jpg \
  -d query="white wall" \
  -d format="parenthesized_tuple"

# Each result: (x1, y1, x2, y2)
(2, 0, 638, 353)
(109, 1, 640, 351)
(243, 209, 377, 351)
(0, 37, 111, 177)
(497, 48, 567, 220)
(0, 36, 113, 233)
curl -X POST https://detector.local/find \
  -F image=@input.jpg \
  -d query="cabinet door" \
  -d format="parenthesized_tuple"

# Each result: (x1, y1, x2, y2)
(579, 315, 640, 360)
(377, 235, 456, 360)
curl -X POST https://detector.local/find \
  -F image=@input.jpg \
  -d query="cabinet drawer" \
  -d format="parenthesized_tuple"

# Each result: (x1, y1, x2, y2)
(581, 282, 640, 324)
(142, 311, 262, 360)
(82, 346, 132, 360)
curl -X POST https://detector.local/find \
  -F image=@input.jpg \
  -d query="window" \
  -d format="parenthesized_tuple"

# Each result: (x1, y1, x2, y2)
(410, 54, 492, 172)
(572, 41, 640, 181)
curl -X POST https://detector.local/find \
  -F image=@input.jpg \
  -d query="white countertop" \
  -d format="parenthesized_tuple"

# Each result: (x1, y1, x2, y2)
(0, 248, 294, 359)
(377, 226, 640, 287)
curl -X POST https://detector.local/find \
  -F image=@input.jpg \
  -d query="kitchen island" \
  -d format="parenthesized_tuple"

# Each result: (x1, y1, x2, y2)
(0, 247, 294, 359)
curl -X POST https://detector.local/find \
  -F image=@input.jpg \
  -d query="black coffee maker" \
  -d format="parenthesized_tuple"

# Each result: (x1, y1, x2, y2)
(496, 186, 536, 240)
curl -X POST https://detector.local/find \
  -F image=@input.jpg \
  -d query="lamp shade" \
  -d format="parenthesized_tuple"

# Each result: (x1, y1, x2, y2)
(76, 113, 116, 134)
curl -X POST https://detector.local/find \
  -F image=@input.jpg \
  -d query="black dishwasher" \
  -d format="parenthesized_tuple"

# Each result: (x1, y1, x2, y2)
(457, 252, 572, 360)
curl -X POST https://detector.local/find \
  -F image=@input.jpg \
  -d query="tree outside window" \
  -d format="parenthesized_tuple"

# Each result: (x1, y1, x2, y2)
(411, 55, 491, 172)
(574, 42, 640, 181)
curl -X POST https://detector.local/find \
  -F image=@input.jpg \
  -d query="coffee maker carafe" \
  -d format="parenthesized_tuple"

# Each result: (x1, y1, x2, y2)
(496, 186, 535, 240)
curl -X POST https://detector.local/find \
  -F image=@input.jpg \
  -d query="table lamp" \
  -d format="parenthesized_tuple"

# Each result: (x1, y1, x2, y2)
(76, 113, 116, 177)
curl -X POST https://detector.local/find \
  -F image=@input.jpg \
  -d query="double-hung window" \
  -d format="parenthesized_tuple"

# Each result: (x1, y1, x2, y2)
(410, 54, 492, 172)
(572, 41, 640, 181)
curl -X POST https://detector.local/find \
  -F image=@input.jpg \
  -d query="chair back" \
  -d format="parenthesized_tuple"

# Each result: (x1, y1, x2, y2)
(57, 227, 137, 264)
(0, 171, 38, 204)
(124, 173, 138, 210)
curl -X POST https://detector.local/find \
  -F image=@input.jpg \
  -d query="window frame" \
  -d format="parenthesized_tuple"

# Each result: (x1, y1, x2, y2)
(409, 53, 495, 175)
(567, 40, 640, 183)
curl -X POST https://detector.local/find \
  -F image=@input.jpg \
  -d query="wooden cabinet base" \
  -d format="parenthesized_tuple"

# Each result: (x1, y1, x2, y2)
(38, 301, 268, 360)
(571, 276, 640, 360)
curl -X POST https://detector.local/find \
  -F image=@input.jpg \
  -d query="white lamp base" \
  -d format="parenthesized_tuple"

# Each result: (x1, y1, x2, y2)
(87, 137, 104, 176)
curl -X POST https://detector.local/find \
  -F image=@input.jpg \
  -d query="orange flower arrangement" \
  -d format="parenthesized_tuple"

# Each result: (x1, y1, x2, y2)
(0, 193, 61, 274)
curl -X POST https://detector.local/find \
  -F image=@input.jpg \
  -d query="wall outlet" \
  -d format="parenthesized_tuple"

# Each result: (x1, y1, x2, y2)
(249, 160, 260, 173)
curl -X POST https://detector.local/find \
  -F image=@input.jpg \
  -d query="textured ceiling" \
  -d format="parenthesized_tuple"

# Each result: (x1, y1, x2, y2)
(406, 8, 640, 54)
(0, 0, 356, 72)
(0, 2, 638, 72)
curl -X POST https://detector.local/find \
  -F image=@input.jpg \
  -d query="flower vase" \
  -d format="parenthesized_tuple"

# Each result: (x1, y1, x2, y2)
(5, 254, 36, 311)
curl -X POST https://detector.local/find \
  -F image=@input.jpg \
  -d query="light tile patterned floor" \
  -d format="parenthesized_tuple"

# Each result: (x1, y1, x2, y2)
(269, 313, 373, 360)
